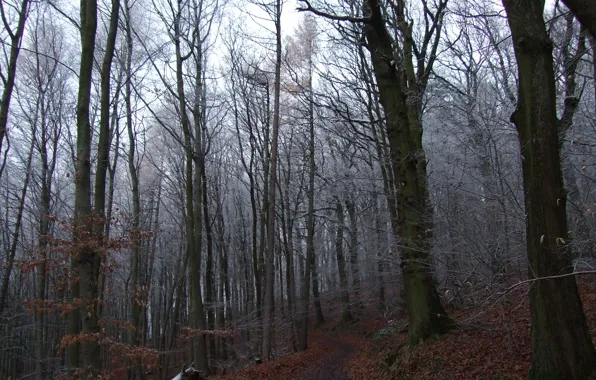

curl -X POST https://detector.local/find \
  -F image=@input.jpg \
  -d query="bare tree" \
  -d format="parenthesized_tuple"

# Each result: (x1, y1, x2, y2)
(0, 0, 31, 166)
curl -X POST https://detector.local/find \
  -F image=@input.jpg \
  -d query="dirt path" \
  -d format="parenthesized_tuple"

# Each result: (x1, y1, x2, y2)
(288, 335, 357, 380)
(212, 330, 363, 380)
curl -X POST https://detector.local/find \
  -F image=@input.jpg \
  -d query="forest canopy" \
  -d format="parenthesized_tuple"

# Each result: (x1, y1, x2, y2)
(1, 0, 596, 378)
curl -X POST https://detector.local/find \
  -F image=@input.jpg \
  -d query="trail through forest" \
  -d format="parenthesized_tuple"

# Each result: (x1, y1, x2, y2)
(288, 335, 356, 380)
(213, 327, 366, 380)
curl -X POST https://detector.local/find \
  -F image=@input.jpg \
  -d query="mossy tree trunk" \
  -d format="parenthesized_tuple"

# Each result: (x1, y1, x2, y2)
(502, 0, 596, 378)
(362, 0, 452, 344)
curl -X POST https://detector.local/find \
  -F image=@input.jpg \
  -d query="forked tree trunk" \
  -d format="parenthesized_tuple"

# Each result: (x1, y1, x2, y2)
(173, 3, 208, 370)
(502, 0, 596, 378)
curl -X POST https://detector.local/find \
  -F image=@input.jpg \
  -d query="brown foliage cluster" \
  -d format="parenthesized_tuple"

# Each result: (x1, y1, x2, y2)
(181, 327, 235, 339)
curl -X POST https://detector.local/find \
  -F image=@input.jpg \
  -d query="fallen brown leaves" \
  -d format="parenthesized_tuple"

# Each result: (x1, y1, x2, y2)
(211, 280, 596, 380)
(212, 337, 329, 380)
(350, 280, 596, 380)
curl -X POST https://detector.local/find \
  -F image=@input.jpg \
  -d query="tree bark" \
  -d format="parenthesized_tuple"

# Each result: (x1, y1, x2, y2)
(71, 0, 100, 374)
(362, 0, 452, 344)
(502, 0, 596, 377)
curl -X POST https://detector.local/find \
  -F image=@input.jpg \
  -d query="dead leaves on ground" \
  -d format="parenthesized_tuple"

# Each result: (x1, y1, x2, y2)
(214, 281, 596, 380)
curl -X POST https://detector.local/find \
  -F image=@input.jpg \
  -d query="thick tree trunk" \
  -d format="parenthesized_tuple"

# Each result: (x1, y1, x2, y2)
(502, 0, 596, 378)
(71, 0, 100, 374)
(363, 0, 452, 344)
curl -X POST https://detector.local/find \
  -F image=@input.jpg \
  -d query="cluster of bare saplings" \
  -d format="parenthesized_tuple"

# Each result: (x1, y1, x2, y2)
(1, 0, 596, 378)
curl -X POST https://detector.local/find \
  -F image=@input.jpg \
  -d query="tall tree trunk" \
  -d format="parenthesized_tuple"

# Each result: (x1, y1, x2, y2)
(362, 0, 452, 344)
(298, 66, 317, 347)
(35, 65, 60, 378)
(71, 0, 100, 374)
(202, 166, 217, 363)
(173, 0, 208, 370)
(125, 0, 143, 372)
(261, 0, 282, 360)
(502, 0, 596, 377)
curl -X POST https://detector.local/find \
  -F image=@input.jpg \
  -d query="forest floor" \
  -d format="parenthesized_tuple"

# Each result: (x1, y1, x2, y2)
(212, 328, 368, 380)
(213, 279, 596, 380)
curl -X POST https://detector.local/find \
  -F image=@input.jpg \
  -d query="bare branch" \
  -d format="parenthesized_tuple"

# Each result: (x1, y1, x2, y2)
(296, 0, 370, 24)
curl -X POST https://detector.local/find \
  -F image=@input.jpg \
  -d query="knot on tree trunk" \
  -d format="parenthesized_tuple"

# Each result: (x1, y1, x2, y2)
(515, 36, 553, 54)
